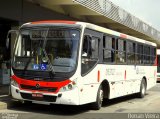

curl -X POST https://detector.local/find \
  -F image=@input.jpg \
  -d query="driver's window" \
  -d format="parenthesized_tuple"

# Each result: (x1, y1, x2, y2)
(82, 35, 91, 58)
(81, 35, 99, 75)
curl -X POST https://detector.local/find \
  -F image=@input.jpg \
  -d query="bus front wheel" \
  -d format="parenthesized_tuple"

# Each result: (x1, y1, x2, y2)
(92, 85, 103, 110)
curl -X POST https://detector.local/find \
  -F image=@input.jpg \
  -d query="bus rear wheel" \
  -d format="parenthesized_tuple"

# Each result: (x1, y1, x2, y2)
(92, 85, 103, 110)
(138, 79, 146, 98)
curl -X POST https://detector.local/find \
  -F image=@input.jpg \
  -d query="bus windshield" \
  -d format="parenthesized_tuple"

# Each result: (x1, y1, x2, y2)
(13, 27, 80, 74)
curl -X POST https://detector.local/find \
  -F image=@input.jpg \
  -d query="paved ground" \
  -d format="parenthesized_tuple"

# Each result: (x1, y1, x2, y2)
(0, 83, 160, 119)
(0, 85, 9, 95)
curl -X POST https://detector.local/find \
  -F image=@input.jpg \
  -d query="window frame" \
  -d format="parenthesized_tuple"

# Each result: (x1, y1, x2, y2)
(126, 40, 136, 65)
(84, 30, 156, 67)
(115, 38, 127, 64)
(103, 34, 116, 64)
(81, 28, 101, 76)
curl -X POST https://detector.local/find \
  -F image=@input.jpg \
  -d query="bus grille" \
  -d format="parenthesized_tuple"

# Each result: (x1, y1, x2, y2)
(20, 84, 58, 92)
(20, 92, 57, 102)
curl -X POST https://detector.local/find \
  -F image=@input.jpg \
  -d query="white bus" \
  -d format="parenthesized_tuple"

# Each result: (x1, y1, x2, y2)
(157, 49, 160, 81)
(9, 20, 157, 110)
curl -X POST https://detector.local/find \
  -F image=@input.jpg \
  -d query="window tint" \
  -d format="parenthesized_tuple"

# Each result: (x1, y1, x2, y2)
(150, 47, 156, 65)
(127, 41, 135, 64)
(116, 39, 126, 63)
(91, 37, 99, 58)
(137, 44, 143, 64)
(103, 36, 113, 49)
(102, 34, 156, 66)
(144, 46, 150, 64)
(103, 36, 115, 63)
(81, 35, 99, 75)
(117, 39, 125, 51)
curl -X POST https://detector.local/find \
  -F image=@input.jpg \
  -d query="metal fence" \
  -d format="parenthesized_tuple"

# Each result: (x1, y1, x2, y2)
(73, 0, 160, 41)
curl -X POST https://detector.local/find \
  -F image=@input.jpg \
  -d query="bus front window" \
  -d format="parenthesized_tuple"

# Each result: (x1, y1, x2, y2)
(12, 28, 80, 79)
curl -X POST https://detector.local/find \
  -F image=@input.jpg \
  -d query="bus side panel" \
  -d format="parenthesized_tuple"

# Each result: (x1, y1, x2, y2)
(104, 65, 139, 99)
(144, 66, 157, 90)
(98, 64, 156, 100)
(78, 65, 100, 105)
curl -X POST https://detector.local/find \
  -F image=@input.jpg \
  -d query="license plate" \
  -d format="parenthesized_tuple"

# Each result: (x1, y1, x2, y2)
(32, 93, 43, 98)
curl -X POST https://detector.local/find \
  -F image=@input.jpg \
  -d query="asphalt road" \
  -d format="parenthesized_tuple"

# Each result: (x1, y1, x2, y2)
(0, 83, 160, 119)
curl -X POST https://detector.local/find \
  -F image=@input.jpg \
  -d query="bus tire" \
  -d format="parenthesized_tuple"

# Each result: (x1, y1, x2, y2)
(91, 85, 103, 110)
(138, 79, 146, 98)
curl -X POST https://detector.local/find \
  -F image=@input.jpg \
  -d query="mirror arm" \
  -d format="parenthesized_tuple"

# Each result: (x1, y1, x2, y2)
(6, 30, 19, 49)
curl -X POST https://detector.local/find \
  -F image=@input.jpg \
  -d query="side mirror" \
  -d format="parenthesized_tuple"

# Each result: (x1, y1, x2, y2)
(6, 30, 18, 49)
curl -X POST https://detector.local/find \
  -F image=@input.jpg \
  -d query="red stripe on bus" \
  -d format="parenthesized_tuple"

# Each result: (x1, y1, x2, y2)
(154, 55, 157, 66)
(31, 20, 76, 24)
(98, 70, 100, 82)
(124, 70, 126, 80)
(120, 34, 127, 39)
(11, 75, 71, 93)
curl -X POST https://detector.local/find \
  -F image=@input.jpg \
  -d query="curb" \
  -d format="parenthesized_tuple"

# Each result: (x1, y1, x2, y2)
(0, 95, 20, 110)
(0, 102, 7, 110)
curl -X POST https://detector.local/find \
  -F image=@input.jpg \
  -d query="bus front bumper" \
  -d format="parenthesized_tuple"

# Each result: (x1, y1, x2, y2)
(11, 85, 80, 105)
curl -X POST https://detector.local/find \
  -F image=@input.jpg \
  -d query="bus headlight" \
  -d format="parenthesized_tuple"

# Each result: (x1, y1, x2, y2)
(59, 81, 76, 92)
(11, 79, 19, 87)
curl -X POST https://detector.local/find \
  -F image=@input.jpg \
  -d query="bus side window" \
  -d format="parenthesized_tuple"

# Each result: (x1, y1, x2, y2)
(103, 36, 115, 63)
(137, 44, 143, 64)
(127, 41, 135, 64)
(116, 39, 126, 63)
(82, 35, 91, 58)
(111, 38, 116, 62)
(81, 35, 99, 75)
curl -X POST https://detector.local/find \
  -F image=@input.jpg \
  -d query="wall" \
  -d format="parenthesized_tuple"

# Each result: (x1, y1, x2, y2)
(0, 0, 74, 24)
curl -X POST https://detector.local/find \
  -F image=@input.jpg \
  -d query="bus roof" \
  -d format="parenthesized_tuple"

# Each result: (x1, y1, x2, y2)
(77, 22, 156, 47)
(22, 20, 156, 47)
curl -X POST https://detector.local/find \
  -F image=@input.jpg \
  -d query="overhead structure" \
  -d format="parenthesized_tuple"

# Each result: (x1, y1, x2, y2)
(28, 0, 160, 47)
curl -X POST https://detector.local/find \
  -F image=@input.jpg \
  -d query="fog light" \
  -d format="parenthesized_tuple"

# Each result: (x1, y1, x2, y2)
(68, 84, 72, 90)
(58, 94, 62, 97)
(16, 89, 19, 93)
